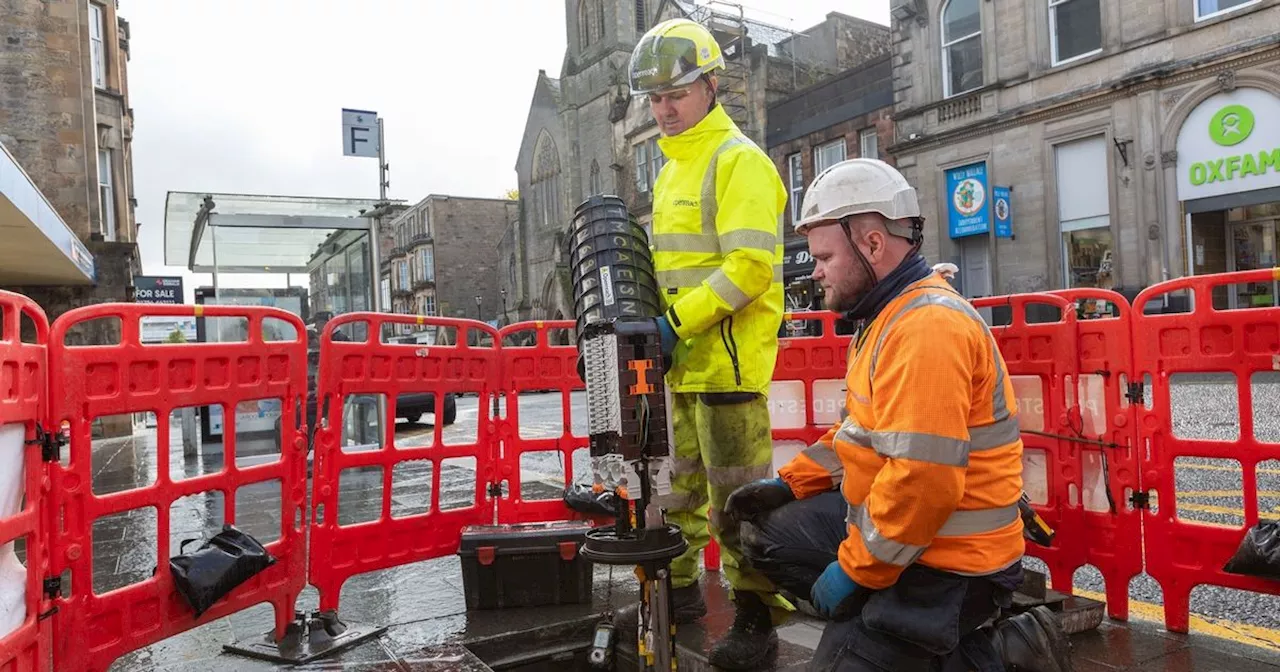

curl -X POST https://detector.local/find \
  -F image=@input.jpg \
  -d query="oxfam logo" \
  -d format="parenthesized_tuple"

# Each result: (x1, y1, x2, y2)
(1209, 104, 1255, 147)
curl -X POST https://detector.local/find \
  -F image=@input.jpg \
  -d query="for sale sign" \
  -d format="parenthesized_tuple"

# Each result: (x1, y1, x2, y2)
(134, 276, 184, 304)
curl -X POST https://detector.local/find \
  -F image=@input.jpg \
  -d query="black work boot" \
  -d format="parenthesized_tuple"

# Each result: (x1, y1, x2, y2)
(707, 591, 778, 671)
(614, 583, 707, 632)
(989, 606, 1074, 672)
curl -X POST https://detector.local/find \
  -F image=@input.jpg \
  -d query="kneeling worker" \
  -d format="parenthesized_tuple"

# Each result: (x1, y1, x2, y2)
(724, 158, 1074, 672)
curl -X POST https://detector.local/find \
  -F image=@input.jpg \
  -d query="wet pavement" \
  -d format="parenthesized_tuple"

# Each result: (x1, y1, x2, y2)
(21, 389, 1277, 670)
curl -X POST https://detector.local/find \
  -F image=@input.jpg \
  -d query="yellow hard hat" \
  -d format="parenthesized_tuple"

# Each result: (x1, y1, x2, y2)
(628, 18, 724, 95)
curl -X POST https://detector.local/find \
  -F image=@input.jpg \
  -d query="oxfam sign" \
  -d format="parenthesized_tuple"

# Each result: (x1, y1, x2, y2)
(1177, 88, 1280, 201)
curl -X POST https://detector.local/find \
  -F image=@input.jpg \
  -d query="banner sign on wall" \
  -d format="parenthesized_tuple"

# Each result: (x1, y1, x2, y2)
(946, 162, 990, 238)
(993, 185, 1013, 238)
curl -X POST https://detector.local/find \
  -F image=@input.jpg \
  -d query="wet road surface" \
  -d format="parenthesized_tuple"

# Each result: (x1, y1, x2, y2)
(23, 385, 1279, 669)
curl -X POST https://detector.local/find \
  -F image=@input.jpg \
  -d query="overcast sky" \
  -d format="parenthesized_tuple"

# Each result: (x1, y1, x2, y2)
(128, 0, 890, 295)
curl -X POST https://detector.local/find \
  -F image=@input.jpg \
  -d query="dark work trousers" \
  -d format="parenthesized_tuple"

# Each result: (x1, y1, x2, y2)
(739, 491, 1012, 672)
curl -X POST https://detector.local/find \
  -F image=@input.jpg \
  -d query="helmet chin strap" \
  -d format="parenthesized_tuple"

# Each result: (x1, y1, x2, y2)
(839, 217, 880, 286)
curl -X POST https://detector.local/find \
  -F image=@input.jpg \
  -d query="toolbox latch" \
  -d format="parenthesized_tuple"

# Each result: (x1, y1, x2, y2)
(558, 541, 578, 561)
(478, 546, 496, 566)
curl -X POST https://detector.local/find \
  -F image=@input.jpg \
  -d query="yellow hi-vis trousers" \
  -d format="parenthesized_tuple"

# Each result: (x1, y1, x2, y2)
(661, 392, 794, 621)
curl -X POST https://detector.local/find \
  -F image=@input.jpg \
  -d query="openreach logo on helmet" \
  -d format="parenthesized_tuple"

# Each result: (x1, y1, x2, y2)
(1188, 102, 1280, 186)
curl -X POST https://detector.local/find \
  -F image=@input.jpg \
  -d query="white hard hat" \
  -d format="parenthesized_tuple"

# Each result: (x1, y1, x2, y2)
(794, 158, 921, 236)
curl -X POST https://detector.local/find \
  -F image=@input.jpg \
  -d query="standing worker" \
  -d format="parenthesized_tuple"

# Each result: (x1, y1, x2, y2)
(723, 158, 1074, 671)
(618, 17, 789, 670)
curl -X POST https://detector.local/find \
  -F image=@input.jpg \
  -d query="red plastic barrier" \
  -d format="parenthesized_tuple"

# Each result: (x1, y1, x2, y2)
(770, 311, 852, 447)
(46, 304, 309, 672)
(1050, 289, 1143, 621)
(972, 294, 1087, 595)
(1132, 269, 1280, 633)
(494, 321, 589, 525)
(0, 292, 49, 672)
(309, 314, 500, 613)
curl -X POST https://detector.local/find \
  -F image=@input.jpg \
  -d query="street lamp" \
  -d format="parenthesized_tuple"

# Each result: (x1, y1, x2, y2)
(500, 288, 508, 325)
(475, 295, 482, 321)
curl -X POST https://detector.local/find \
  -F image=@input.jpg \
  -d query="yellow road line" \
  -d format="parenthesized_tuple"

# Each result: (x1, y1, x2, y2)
(1174, 502, 1280, 520)
(1073, 588, 1280, 652)
(1178, 490, 1280, 499)
(1178, 463, 1280, 476)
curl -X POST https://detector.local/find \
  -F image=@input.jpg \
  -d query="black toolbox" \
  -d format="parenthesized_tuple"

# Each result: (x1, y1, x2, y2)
(458, 520, 595, 610)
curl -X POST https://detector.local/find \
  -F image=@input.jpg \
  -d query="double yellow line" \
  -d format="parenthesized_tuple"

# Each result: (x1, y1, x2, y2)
(1072, 588, 1280, 653)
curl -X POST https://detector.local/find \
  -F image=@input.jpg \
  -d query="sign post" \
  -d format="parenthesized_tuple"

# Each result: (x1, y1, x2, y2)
(342, 108, 388, 200)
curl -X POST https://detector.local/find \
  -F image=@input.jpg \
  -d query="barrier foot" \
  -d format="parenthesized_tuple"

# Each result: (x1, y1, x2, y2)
(223, 610, 387, 664)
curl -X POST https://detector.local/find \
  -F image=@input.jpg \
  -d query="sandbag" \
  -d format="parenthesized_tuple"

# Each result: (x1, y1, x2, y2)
(1223, 521, 1280, 582)
(169, 525, 276, 618)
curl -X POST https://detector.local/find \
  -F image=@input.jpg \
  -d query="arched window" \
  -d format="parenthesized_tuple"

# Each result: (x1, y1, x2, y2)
(941, 0, 982, 97)
(531, 130, 562, 229)
(580, 0, 603, 47)
(589, 160, 601, 196)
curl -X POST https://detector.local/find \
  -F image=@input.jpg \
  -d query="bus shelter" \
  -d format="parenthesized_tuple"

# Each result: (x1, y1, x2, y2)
(163, 191, 400, 451)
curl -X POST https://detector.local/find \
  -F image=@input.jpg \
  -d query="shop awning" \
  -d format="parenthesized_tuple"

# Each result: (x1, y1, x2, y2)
(164, 191, 394, 273)
(0, 141, 95, 285)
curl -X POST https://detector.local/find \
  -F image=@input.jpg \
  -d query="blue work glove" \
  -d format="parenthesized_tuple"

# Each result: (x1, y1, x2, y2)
(811, 561, 861, 619)
(724, 477, 795, 525)
(654, 316, 678, 357)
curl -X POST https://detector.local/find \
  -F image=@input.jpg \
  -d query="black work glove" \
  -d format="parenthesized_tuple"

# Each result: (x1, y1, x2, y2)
(724, 477, 795, 526)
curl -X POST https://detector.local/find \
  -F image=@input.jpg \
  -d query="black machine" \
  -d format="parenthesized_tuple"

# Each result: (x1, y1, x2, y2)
(569, 195, 686, 671)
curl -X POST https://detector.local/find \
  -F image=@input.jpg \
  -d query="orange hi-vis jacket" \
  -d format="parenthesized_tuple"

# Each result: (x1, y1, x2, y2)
(778, 272, 1025, 590)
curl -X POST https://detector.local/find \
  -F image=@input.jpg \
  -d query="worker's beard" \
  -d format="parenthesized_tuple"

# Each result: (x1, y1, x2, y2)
(823, 266, 875, 315)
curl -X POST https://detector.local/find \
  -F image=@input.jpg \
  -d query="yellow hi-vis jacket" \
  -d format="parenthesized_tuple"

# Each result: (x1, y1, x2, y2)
(777, 274, 1026, 589)
(652, 104, 786, 394)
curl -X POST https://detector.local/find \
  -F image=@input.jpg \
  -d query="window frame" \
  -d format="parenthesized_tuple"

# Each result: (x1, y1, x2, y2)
(89, 3, 106, 89)
(97, 148, 115, 241)
(940, 0, 983, 98)
(813, 139, 847, 177)
(634, 139, 650, 193)
(1049, 0, 1103, 67)
(1195, 0, 1259, 21)
(859, 128, 879, 160)
(1053, 134, 1113, 289)
(786, 153, 804, 225)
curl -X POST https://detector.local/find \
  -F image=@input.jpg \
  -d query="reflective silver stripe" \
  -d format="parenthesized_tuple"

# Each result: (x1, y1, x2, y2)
(720, 228, 777, 253)
(872, 431, 970, 467)
(658, 267, 717, 288)
(658, 265, 783, 290)
(706, 463, 773, 488)
(701, 137, 750, 235)
(708, 270, 752, 310)
(846, 504, 926, 566)
(968, 416, 1021, 451)
(836, 414, 1018, 465)
(800, 441, 844, 485)
(846, 502, 1019, 539)
(652, 232, 719, 254)
(672, 455, 702, 477)
(868, 288, 1013, 422)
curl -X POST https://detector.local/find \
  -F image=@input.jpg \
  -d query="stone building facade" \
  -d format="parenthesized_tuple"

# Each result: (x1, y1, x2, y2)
(0, 0, 140, 324)
(383, 194, 516, 329)
(889, 0, 1280, 306)
(765, 54, 895, 314)
(501, 0, 892, 326)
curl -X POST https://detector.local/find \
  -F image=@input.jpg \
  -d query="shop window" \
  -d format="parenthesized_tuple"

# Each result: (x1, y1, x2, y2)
(941, 0, 983, 97)
(1054, 135, 1113, 289)
(1050, 0, 1102, 66)
(1196, 0, 1258, 21)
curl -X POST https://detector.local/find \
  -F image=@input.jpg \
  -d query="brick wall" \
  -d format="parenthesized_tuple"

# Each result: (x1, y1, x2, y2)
(432, 198, 519, 322)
